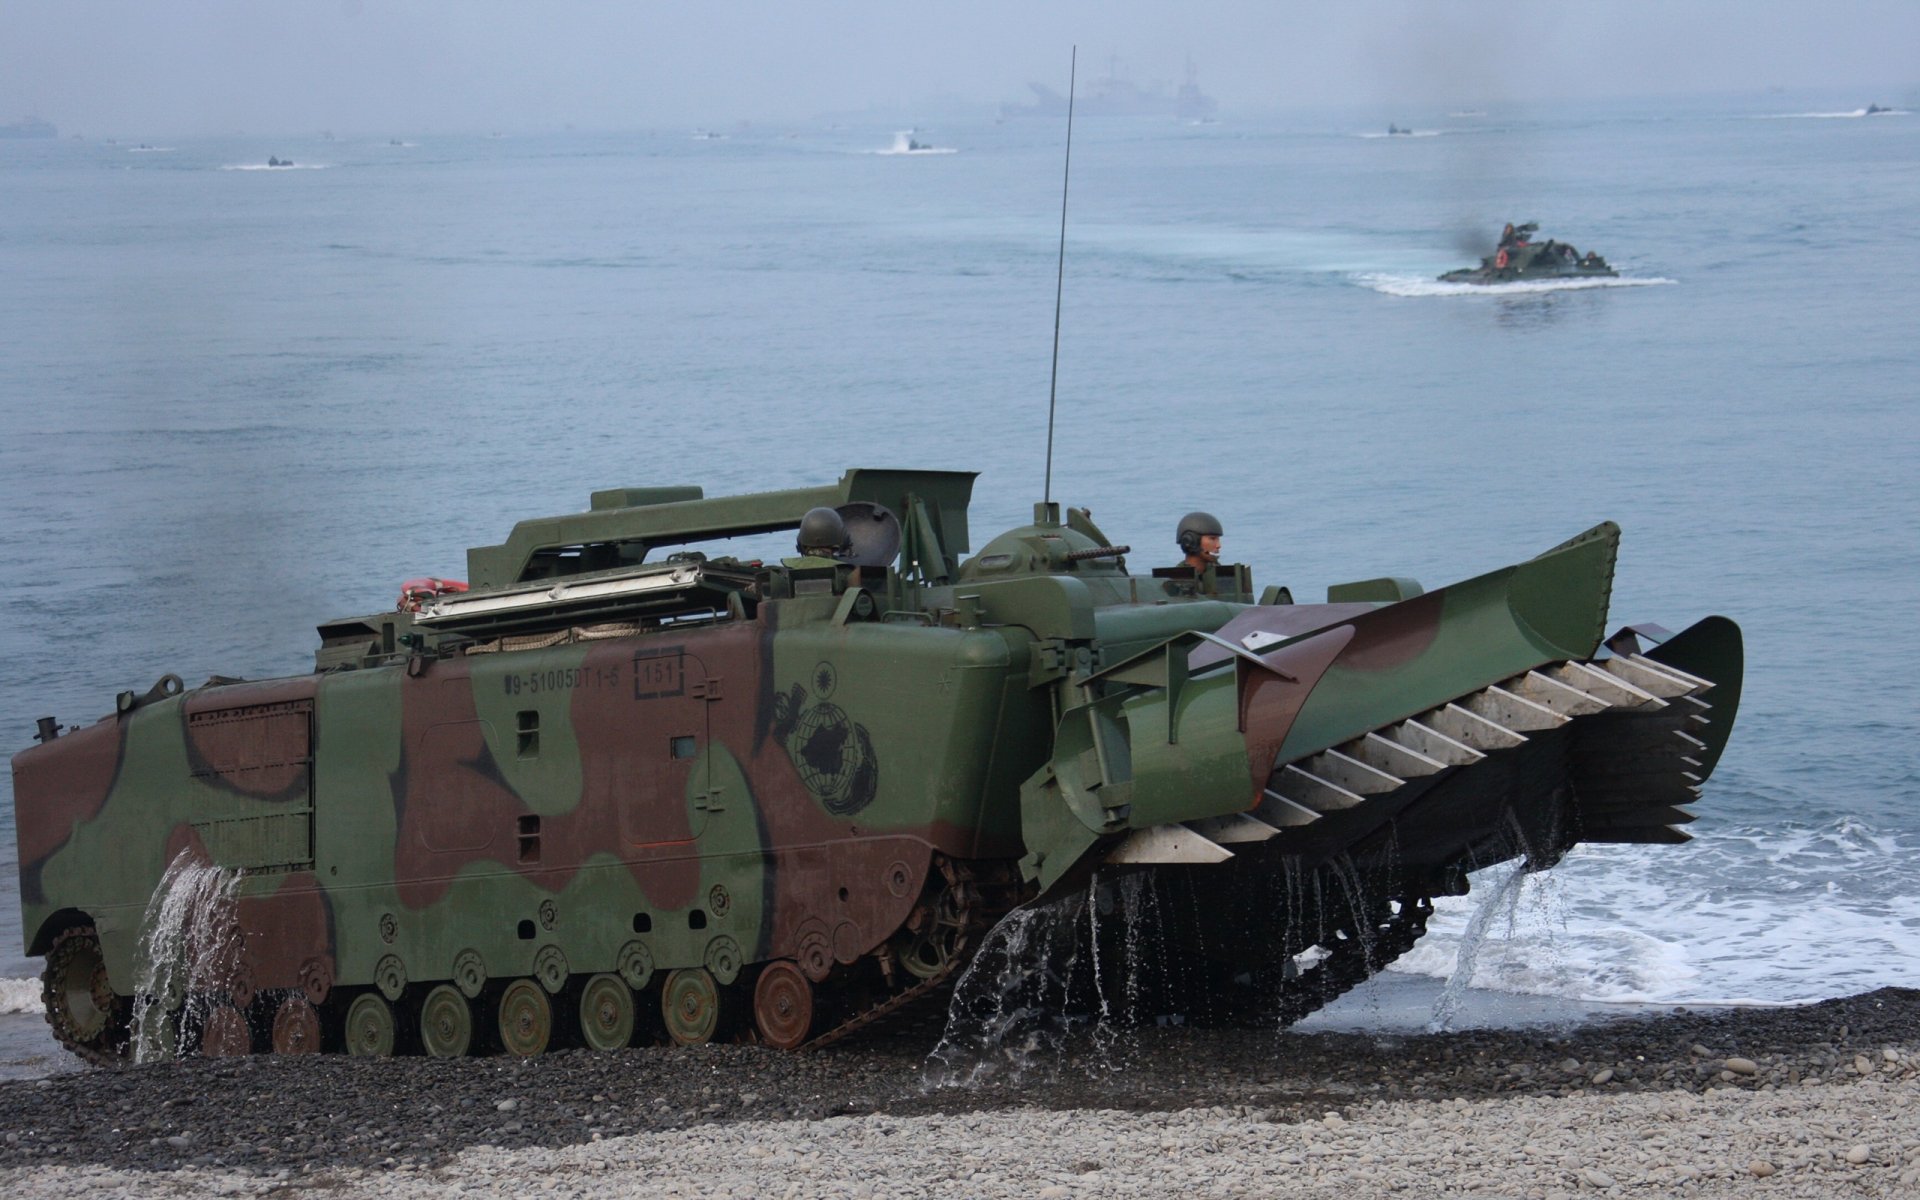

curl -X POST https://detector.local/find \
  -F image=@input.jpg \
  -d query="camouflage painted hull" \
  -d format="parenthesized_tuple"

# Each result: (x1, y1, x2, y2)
(1439, 227, 1618, 284)
(13, 471, 1741, 1060)
(1438, 263, 1620, 284)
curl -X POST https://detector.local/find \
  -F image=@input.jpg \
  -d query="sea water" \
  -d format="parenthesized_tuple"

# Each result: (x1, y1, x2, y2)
(2, 93, 1916, 1059)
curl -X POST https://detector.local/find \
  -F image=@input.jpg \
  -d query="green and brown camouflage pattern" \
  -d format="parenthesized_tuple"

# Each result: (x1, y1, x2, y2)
(1439, 222, 1619, 284)
(13, 468, 1743, 1059)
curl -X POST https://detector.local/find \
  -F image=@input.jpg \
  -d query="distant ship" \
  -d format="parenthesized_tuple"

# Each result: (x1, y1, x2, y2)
(0, 116, 57, 139)
(1002, 57, 1217, 122)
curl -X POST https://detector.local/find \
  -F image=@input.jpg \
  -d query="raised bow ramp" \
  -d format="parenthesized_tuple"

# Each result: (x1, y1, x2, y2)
(1014, 521, 1740, 1019)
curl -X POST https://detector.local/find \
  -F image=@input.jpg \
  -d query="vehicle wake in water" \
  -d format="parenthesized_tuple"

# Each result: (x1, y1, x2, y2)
(1752, 109, 1907, 120)
(1357, 273, 1676, 298)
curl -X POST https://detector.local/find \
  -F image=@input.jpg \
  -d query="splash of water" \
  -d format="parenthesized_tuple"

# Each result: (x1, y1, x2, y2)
(129, 849, 244, 1062)
(926, 897, 1079, 1087)
(1427, 860, 1526, 1032)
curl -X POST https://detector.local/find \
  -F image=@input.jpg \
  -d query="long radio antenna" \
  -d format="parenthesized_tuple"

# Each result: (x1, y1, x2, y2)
(1042, 46, 1077, 508)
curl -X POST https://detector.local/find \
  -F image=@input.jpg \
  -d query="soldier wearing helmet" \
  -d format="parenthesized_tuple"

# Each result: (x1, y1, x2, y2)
(1176, 511, 1224, 595)
(784, 506, 852, 569)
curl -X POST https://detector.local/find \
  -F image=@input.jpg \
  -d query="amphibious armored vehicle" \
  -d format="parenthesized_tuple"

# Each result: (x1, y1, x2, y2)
(15, 469, 1741, 1061)
(1440, 222, 1618, 284)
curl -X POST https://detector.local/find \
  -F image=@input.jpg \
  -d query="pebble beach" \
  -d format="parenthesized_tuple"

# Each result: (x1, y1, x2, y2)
(2, 988, 1915, 1198)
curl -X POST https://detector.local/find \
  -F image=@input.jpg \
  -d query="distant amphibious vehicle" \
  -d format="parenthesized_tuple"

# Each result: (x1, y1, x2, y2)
(1440, 222, 1618, 284)
(15, 470, 1741, 1062)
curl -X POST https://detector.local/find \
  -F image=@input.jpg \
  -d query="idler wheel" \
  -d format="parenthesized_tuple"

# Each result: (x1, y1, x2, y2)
(497, 978, 552, 1058)
(271, 995, 321, 1054)
(661, 967, 719, 1046)
(751, 961, 814, 1051)
(199, 1003, 251, 1057)
(419, 984, 474, 1058)
(344, 993, 397, 1057)
(43, 926, 117, 1052)
(576, 973, 635, 1052)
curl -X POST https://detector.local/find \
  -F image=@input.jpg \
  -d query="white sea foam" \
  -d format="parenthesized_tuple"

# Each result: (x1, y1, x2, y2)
(127, 146, 174, 153)
(1390, 818, 1920, 1007)
(1752, 109, 1907, 119)
(0, 977, 41, 1015)
(1356, 272, 1676, 297)
(221, 162, 331, 171)
(1357, 129, 1443, 138)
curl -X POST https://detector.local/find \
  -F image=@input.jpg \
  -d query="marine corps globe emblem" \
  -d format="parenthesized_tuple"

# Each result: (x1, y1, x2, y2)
(771, 666, 877, 816)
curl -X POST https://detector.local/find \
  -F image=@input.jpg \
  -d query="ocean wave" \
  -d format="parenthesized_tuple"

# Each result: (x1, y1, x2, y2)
(1356, 273, 1676, 297)
(0, 978, 41, 1015)
(1387, 819, 1920, 1007)
(1356, 129, 1444, 139)
(221, 163, 332, 171)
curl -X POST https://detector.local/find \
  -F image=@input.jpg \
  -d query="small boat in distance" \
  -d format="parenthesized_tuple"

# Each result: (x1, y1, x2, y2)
(267, 156, 295, 168)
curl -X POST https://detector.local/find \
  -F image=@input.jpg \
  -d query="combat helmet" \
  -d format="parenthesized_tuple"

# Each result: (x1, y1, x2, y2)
(796, 507, 851, 558)
(1177, 511, 1223, 555)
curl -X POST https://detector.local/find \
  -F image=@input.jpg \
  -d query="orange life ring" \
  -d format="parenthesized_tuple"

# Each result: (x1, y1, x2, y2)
(1495, 248, 1509, 269)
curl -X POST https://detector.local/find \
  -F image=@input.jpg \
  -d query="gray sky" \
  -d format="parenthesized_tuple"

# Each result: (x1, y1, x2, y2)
(6, 1, 1917, 136)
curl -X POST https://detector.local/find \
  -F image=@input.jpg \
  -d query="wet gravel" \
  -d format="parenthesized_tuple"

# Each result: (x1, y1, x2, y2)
(0, 988, 1915, 1178)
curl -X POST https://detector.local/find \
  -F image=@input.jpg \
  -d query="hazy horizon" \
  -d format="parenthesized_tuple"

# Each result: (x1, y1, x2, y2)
(5, 1, 1918, 138)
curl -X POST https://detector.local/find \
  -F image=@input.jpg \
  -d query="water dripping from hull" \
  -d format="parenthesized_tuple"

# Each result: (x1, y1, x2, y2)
(926, 898, 1073, 1086)
(925, 857, 1438, 1083)
(928, 870, 1173, 1086)
(1427, 859, 1527, 1033)
(129, 849, 245, 1062)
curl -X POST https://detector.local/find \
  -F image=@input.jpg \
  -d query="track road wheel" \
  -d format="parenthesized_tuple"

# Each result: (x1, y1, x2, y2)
(43, 926, 126, 1063)
(199, 1003, 251, 1056)
(752, 961, 814, 1050)
(577, 974, 635, 1052)
(661, 968, 719, 1046)
(497, 979, 552, 1058)
(420, 984, 475, 1058)
(272, 995, 321, 1054)
(345, 993, 398, 1056)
